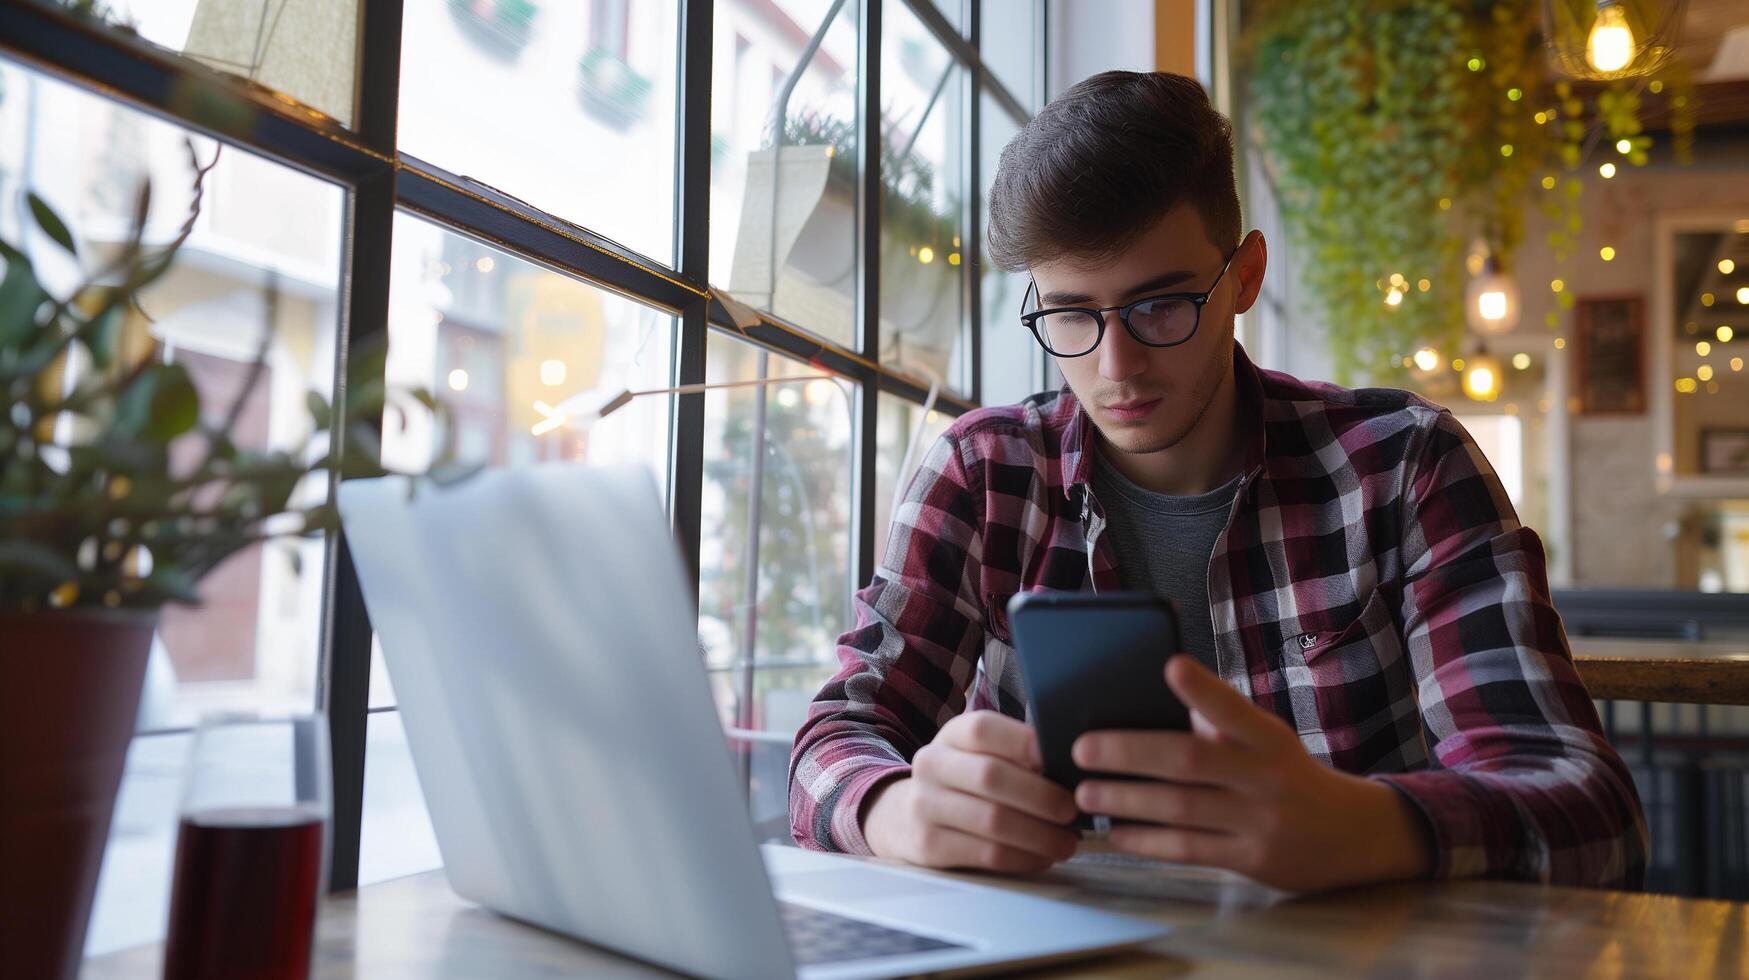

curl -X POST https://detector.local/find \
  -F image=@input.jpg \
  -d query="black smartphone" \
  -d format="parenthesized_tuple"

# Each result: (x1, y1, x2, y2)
(1006, 591, 1191, 824)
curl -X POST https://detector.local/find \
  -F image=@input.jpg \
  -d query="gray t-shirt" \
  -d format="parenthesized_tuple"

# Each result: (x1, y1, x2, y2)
(1090, 449, 1242, 672)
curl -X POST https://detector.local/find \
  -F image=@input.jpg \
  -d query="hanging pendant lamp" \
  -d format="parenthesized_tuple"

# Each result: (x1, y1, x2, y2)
(1543, 0, 1687, 81)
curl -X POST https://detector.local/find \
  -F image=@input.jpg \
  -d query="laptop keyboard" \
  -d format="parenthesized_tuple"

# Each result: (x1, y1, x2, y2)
(778, 901, 966, 966)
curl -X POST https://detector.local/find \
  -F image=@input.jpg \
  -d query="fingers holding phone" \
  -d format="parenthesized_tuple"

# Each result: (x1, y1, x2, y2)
(862, 710, 1079, 873)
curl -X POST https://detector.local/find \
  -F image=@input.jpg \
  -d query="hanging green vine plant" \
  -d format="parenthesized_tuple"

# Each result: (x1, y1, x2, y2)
(1243, 0, 1697, 384)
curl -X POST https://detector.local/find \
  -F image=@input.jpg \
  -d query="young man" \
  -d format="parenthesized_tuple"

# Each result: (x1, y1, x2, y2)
(789, 71, 1646, 891)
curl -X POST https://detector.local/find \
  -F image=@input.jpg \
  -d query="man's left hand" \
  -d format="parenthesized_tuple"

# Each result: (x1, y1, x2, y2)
(1071, 655, 1433, 892)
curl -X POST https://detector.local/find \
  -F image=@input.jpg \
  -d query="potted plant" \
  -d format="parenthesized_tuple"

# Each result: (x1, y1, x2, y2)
(0, 150, 464, 979)
(725, 113, 961, 381)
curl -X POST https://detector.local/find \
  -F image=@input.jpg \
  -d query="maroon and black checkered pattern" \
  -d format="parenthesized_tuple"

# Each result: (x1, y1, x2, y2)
(790, 345, 1646, 889)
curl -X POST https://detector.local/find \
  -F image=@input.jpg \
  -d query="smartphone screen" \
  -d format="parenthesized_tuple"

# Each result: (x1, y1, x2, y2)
(1006, 591, 1191, 819)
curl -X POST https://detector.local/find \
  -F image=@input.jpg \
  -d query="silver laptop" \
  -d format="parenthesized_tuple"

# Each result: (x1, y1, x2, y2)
(337, 464, 1167, 979)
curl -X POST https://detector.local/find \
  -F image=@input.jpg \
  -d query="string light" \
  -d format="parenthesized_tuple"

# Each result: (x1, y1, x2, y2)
(1738, 286, 1749, 304)
(1698, 365, 1714, 382)
(1554, 337, 1567, 349)
(1675, 377, 1697, 393)
(1703, 293, 1716, 307)
(1467, 56, 1485, 72)
(1733, 357, 1744, 372)
(1598, 162, 1617, 179)
(447, 369, 469, 392)
(1412, 347, 1441, 372)
(1418, 278, 1431, 292)
(1721, 259, 1737, 275)
(1600, 246, 1616, 261)
(1697, 340, 1712, 356)
(1616, 139, 1632, 154)
(1551, 279, 1564, 293)
(1501, 144, 1515, 158)
(1534, 111, 1549, 125)
(1540, 175, 1556, 189)
(918, 246, 935, 264)
(1720, 326, 1736, 343)
(1507, 87, 1523, 101)
(1385, 287, 1405, 307)
(1512, 353, 1532, 370)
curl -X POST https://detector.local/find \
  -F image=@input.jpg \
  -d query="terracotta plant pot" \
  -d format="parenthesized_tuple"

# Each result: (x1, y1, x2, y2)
(0, 609, 155, 980)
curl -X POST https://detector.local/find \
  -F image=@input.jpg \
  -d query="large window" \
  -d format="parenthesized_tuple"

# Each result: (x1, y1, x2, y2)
(5, 0, 1046, 951)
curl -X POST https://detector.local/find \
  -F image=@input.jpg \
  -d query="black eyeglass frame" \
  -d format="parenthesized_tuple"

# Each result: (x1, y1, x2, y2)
(1019, 247, 1240, 357)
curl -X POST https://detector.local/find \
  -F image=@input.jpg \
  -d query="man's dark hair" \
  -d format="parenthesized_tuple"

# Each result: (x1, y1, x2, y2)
(986, 71, 1240, 273)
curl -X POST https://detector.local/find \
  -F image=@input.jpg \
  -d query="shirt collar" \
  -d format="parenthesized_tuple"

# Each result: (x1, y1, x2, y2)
(1059, 341, 1269, 500)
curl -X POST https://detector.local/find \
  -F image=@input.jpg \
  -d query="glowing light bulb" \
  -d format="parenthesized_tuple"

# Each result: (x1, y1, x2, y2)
(1720, 326, 1736, 343)
(1464, 364, 1499, 401)
(539, 359, 567, 386)
(1738, 286, 1749, 304)
(1721, 259, 1736, 275)
(1616, 139, 1632, 154)
(1479, 289, 1509, 322)
(1675, 377, 1697, 393)
(1703, 293, 1716, 307)
(1413, 347, 1440, 373)
(1732, 357, 1744, 372)
(1600, 246, 1616, 262)
(447, 368, 469, 392)
(1599, 162, 1616, 179)
(1551, 279, 1565, 293)
(1587, 2, 1636, 74)
(918, 246, 935, 264)
(1385, 288, 1404, 308)
(1698, 365, 1715, 382)
(1512, 353, 1532, 370)
(1697, 341, 1712, 356)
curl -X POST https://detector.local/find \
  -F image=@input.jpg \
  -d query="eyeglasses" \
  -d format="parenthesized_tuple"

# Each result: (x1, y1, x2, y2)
(1019, 248, 1239, 358)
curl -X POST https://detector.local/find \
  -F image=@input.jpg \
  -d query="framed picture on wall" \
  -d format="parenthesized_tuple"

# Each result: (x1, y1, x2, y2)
(1573, 295, 1646, 414)
(1701, 429, 1749, 476)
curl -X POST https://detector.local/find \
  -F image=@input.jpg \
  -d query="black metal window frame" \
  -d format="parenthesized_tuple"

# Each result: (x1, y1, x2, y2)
(0, 0, 1044, 891)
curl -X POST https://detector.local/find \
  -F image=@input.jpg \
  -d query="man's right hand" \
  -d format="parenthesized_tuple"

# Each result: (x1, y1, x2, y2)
(860, 710, 1080, 873)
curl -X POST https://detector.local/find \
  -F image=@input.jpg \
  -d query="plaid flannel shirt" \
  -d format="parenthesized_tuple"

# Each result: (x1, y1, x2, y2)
(790, 345, 1647, 890)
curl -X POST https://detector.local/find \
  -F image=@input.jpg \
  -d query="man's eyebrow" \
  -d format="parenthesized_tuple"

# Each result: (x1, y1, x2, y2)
(1039, 269, 1197, 306)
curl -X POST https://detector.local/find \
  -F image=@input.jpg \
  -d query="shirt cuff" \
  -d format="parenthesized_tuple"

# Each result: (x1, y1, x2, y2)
(829, 763, 913, 856)
(1371, 770, 1524, 881)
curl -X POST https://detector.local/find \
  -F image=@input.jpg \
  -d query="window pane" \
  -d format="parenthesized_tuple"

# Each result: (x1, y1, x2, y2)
(874, 392, 952, 562)
(979, 0, 1040, 114)
(86, 732, 191, 957)
(399, 0, 680, 263)
(0, 57, 344, 728)
(360, 711, 443, 884)
(712, 0, 861, 347)
(979, 91, 1041, 405)
(698, 333, 853, 735)
(369, 212, 679, 706)
(881, 0, 968, 390)
(88, 1, 359, 126)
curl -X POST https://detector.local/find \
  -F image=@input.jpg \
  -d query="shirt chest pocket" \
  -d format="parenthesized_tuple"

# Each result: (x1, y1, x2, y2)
(1278, 588, 1407, 742)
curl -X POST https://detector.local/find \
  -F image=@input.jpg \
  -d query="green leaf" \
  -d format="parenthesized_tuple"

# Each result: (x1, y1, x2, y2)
(0, 540, 79, 585)
(305, 390, 332, 431)
(139, 567, 202, 606)
(26, 193, 78, 257)
(81, 303, 123, 371)
(113, 362, 200, 443)
(0, 241, 46, 348)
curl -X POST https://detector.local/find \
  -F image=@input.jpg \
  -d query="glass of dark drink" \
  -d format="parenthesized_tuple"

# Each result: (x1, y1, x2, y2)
(162, 711, 330, 980)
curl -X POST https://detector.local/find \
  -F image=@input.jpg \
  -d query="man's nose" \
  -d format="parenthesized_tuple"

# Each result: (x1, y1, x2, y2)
(1097, 312, 1148, 383)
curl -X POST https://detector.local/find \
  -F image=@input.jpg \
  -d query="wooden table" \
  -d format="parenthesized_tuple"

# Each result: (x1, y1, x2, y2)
(1570, 637, 1749, 705)
(84, 848, 1749, 979)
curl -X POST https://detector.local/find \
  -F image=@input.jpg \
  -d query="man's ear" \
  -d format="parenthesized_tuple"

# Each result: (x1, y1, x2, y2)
(1230, 230, 1267, 316)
